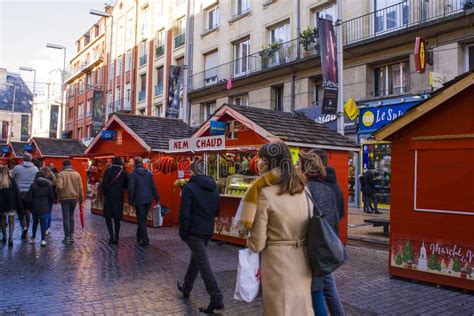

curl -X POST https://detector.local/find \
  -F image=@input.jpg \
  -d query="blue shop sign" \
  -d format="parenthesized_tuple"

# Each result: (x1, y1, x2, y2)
(24, 144, 33, 151)
(2, 146, 10, 154)
(210, 120, 227, 136)
(101, 130, 116, 141)
(359, 101, 421, 134)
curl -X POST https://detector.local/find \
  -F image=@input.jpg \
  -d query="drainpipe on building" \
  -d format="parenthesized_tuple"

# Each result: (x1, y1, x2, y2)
(291, 70, 296, 111)
(291, 0, 301, 111)
(182, 0, 193, 124)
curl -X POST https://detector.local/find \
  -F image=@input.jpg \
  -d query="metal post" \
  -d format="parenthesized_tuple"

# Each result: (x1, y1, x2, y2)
(9, 85, 16, 141)
(61, 48, 67, 138)
(336, 0, 345, 135)
(31, 69, 36, 138)
(183, 0, 193, 123)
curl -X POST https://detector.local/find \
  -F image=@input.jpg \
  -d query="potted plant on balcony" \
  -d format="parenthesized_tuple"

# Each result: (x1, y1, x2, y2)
(300, 27, 317, 57)
(155, 45, 165, 58)
(259, 42, 282, 69)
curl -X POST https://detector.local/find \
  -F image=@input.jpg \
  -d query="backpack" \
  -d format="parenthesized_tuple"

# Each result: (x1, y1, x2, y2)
(305, 189, 347, 276)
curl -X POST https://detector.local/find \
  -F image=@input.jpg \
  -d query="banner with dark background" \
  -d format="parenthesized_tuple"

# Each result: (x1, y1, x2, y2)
(166, 66, 182, 118)
(319, 18, 338, 115)
(49, 104, 59, 139)
(92, 90, 105, 136)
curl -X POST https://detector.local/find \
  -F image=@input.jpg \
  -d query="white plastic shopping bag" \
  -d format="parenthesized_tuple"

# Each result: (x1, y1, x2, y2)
(234, 248, 260, 303)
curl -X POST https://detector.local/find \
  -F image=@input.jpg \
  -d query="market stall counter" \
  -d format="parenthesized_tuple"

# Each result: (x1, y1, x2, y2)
(85, 112, 194, 227)
(375, 72, 474, 291)
(169, 104, 358, 245)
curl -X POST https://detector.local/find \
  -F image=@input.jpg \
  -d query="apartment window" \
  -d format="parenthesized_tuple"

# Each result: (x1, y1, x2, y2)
(206, 6, 219, 31)
(86, 99, 92, 116)
(374, 60, 409, 97)
(97, 67, 102, 85)
(234, 38, 250, 77)
(204, 50, 219, 85)
(94, 24, 100, 37)
(125, 88, 131, 110)
(139, 108, 146, 115)
(125, 50, 132, 72)
(139, 41, 148, 66)
(140, 5, 149, 38)
(233, 95, 248, 107)
(109, 60, 114, 81)
(77, 127, 83, 139)
(86, 73, 93, 87)
(157, 0, 164, 17)
(117, 17, 125, 51)
(175, 18, 186, 48)
(375, 0, 408, 33)
(84, 32, 90, 46)
(200, 102, 216, 123)
(466, 45, 474, 72)
(155, 67, 164, 96)
(155, 31, 165, 58)
(271, 85, 284, 111)
(176, 57, 185, 67)
(313, 4, 336, 25)
(127, 12, 134, 43)
(68, 107, 74, 120)
(117, 56, 122, 76)
(78, 103, 84, 119)
(176, 0, 186, 6)
(268, 22, 290, 65)
(313, 81, 324, 106)
(235, 0, 251, 16)
(154, 104, 163, 117)
(139, 74, 147, 102)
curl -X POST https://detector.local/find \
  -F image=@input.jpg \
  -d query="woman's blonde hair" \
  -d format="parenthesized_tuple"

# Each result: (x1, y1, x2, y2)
(299, 151, 327, 179)
(41, 166, 56, 181)
(0, 166, 11, 189)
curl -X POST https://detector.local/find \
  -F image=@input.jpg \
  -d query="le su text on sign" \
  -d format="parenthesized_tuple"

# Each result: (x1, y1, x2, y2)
(169, 135, 226, 152)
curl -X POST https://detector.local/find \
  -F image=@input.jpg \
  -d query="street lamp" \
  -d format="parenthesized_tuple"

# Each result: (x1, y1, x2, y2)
(46, 43, 66, 138)
(90, 9, 113, 113)
(19, 66, 36, 138)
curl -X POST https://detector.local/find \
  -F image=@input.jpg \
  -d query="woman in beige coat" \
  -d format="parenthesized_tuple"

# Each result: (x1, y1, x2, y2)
(247, 142, 313, 316)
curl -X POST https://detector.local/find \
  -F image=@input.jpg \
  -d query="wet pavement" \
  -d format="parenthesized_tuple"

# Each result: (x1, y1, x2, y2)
(1, 202, 473, 315)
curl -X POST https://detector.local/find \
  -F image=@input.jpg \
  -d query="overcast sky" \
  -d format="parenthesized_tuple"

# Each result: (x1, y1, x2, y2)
(0, 0, 110, 94)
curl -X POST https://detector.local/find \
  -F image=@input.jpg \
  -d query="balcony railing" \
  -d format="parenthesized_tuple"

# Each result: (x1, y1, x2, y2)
(174, 33, 186, 48)
(155, 45, 165, 58)
(190, 37, 319, 91)
(138, 90, 146, 102)
(139, 55, 147, 67)
(154, 84, 164, 96)
(342, 0, 470, 45)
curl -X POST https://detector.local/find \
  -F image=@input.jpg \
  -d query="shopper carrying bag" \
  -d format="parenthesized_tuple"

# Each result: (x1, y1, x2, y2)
(234, 248, 260, 303)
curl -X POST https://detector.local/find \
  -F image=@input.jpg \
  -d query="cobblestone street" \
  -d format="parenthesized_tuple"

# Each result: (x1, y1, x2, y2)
(1, 204, 473, 315)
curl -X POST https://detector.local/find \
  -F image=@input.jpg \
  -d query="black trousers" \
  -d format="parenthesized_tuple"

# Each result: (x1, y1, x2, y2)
(183, 236, 223, 302)
(105, 217, 121, 239)
(18, 192, 31, 230)
(135, 204, 151, 243)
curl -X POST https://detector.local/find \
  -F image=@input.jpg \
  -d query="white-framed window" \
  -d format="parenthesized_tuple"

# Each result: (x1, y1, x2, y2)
(268, 22, 290, 65)
(374, 60, 409, 97)
(78, 103, 84, 119)
(157, 0, 164, 17)
(271, 85, 284, 111)
(155, 30, 165, 58)
(206, 6, 219, 31)
(117, 56, 122, 76)
(86, 99, 92, 116)
(125, 88, 131, 110)
(200, 102, 216, 123)
(233, 94, 248, 107)
(155, 66, 164, 96)
(154, 103, 163, 117)
(109, 60, 114, 81)
(313, 81, 324, 107)
(125, 50, 132, 72)
(126, 12, 134, 44)
(465, 44, 474, 72)
(204, 50, 219, 85)
(313, 4, 336, 25)
(177, 17, 186, 35)
(235, 0, 251, 16)
(140, 5, 149, 38)
(374, 0, 409, 34)
(234, 38, 250, 77)
(117, 17, 125, 51)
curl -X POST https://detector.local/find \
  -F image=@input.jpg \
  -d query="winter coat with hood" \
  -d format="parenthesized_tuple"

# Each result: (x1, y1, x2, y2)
(324, 167, 345, 223)
(128, 165, 159, 206)
(179, 175, 220, 241)
(11, 161, 39, 192)
(27, 177, 55, 215)
(0, 177, 24, 214)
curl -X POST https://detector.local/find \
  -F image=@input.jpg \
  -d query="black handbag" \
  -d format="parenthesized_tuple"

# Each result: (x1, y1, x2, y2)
(305, 189, 347, 276)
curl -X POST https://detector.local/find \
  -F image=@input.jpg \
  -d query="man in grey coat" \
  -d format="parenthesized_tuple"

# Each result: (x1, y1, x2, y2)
(11, 152, 39, 239)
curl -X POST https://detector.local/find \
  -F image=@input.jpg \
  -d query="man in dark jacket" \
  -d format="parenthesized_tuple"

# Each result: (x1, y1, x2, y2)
(102, 157, 128, 245)
(308, 149, 346, 316)
(128, 157, 159, 247)
(177, 159, 224, 314)
(363, 169, 380, 214)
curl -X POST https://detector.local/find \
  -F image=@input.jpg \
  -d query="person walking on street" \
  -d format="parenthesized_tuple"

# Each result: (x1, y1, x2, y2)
(242, 142, 313, 316)
(299, 152, 345, 316)
(177, 160, 224, 313)
(11, 152, 39, 240)
(101, 157, 128, 245)
(27, 171, 55, 247)
(41, 167, 57, 235)
(363, 169, 380, 214)
(128, 157, 159, 247)
(56, 160, 84, 244)
(0, 166, 23, 247)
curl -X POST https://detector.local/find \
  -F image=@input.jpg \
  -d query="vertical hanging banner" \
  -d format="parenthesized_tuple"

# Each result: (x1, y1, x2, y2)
(1, 121, 8, 141)
(92, 90, 105, 137)
(319, 18, 338, 115)
(166, 66, 182, 118)
(20, 114, 29, 141)
(49, 104, 59, 139)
